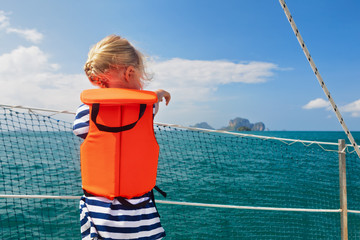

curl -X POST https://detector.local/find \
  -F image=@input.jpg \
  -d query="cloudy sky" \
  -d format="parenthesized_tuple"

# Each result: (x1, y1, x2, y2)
(0, 0, 359, 131)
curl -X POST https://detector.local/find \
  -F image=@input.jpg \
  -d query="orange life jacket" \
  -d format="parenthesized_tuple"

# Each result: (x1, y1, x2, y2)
(80, 88, 159, 199)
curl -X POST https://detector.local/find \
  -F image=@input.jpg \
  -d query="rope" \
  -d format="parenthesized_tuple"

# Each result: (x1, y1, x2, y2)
(0, 194, 79, 200)
(0, 194, 347, 213)
(278, 0, 360, 159)
(0, 104, 75, 116)
(155, 200, 342, 213)
(0, 104, 354, 153)
(156, 122, 352, 153)
(348, 210, 360, 214)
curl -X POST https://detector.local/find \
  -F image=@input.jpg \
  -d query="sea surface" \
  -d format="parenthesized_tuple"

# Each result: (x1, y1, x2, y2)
(1, 119, 360, 239)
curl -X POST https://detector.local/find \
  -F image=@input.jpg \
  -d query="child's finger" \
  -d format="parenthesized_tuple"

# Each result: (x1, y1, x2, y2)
(165, 96, 171, 105)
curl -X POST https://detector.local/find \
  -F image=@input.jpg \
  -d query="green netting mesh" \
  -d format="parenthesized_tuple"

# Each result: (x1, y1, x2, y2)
(0, 106, 359, 239)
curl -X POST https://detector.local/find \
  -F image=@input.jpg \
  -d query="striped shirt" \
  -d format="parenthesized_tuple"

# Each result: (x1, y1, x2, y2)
(73, 104, 165, 240)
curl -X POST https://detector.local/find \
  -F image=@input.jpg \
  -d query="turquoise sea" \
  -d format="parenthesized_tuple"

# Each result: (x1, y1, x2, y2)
(0, 107, 360, 239)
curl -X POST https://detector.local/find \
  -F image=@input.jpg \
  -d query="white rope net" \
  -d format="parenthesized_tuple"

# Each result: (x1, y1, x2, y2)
(1, 105, 360, 239)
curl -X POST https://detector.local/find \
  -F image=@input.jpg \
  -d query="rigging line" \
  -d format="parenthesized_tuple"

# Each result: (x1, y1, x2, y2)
(0, 194, 80, 199)
(278, 0, 360, 159)
(156, 122, 342, 147)
(0, 194, 349, 213)
(155, 200, 341, 213)
(0, 104, 75, 115)
(0, 104, 353, 152)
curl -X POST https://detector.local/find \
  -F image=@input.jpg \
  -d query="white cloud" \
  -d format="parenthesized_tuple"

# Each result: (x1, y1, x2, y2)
(147, 58, 278, 103)
(0, 11, 77, 110)
(0, 10, 43, 43)
(303, 98, 331, 109)
(342, 99, 360, 117)
(303, 98, 360, 118)
(0, 46, 90, 111)
(0, 10, 10, 29)
(6, 27, 43, 44)
(0, 47, 279, 125)
(0, 53, 278, 121)
(144, 58, 278, 126)
(0, 46, 59, 74)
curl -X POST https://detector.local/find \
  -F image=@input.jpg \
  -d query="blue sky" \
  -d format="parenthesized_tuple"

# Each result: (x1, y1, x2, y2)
(0, 0, 359, 131)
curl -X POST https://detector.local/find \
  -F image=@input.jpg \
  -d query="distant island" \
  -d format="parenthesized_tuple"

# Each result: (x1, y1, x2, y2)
(190, 122, 214, 130)
(191, 117, 266, 131)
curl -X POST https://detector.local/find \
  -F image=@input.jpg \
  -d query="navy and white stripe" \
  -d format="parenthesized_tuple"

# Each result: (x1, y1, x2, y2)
(79, 195, 165, 240)
(73, 104, 165, 240)
(73, 104, 90, 139)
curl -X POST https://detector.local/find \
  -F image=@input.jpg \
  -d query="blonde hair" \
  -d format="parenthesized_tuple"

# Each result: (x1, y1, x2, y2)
(84, 35, 148, 88)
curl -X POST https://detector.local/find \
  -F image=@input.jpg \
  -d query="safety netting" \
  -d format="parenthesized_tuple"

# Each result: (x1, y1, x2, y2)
(0, 105, 359, 239)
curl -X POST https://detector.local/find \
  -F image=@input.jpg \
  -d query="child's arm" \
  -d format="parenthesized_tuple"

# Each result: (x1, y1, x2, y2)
(73, 104, 90, 139)
(155, 89, 171, 105)
(153, 89, 171, 116)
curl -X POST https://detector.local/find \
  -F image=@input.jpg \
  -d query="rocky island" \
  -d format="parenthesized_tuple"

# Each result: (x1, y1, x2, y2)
(190, 122, 214, 130)
(192, 117, 266, 131)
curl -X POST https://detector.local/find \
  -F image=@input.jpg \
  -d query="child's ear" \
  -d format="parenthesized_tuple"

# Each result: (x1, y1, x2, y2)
(124, 66, 135, 82)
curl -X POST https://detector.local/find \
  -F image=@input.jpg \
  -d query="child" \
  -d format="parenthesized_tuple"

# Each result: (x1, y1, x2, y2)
(73, 35, 170, 240)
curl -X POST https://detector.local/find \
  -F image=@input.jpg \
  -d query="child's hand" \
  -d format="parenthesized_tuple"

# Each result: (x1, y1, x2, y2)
(155, 89, 171, 105)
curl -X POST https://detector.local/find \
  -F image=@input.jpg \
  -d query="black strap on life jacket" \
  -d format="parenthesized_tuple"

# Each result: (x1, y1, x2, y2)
(151, 186, 167, 218)
(153, 185, 167, 198)
(83, 186, 166, 211)
(91, 103, 146, 133)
